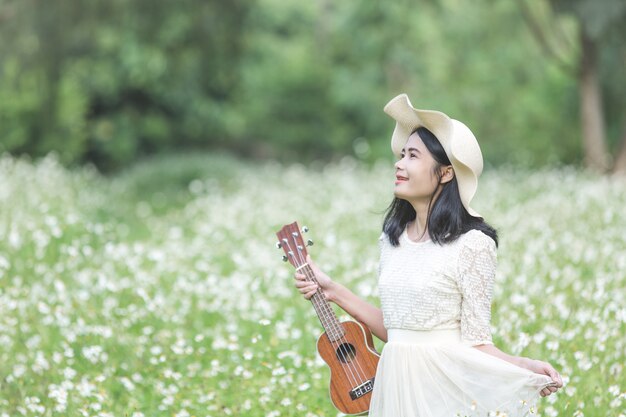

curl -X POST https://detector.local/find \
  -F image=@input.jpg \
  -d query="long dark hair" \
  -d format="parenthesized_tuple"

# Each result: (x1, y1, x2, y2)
(383, 126, 498, 247)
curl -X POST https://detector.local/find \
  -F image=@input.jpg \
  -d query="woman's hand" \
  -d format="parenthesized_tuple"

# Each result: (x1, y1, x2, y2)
(520, 357, 564, 397)
(294, 255, 337, 302)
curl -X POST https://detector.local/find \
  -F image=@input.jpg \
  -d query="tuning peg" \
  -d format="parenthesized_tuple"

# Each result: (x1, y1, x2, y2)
(282, 255, 288, 262)
(307, 239, 314, 246)
(276, 241, 282, 249)
(302, 226, 309, 233)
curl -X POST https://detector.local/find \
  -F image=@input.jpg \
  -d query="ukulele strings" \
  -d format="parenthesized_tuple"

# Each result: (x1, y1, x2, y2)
(284, 234, 363, 388)
(300, 266, 371, 388)
(288, 232, 370, 388)
(289, 236, 364, 388)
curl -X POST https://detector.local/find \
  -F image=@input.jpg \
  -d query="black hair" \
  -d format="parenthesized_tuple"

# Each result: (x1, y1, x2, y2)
(382, 126, 498, 247)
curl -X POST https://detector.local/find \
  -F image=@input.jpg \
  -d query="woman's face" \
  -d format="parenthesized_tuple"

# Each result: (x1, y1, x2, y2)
(393, 132, 441, 205)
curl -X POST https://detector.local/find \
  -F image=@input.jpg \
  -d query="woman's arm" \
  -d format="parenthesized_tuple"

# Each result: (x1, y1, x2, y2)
(473, 344, 564, 397)
(331, 282, 387, 343)
(472, 343, 524, 367)
(294, 255, 388, 343)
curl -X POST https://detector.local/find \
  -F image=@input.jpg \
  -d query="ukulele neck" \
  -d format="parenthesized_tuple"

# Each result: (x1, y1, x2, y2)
(300, 263, 346, 342)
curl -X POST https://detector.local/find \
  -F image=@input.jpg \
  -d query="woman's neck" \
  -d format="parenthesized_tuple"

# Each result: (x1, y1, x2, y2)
(409, 202, 430, 242)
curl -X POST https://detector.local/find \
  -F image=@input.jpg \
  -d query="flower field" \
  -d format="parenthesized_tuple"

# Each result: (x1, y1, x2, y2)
(0, 153, 624, 416)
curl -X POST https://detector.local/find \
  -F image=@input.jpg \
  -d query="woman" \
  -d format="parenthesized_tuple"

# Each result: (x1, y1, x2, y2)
(294, 93, 563, 416)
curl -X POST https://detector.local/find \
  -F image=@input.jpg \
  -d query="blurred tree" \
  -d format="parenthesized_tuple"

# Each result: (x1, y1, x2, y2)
(235, 0, 581, 167)
(0, 0, 622, 170)
(520, 0, 626, 174)
(0, 0, 255, 170)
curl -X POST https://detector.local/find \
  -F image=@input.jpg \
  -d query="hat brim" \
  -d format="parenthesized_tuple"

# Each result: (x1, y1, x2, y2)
(384, 94, 453, 159)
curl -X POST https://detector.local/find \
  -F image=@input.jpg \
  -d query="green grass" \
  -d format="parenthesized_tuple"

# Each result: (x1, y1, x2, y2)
(0, 152, 624, 416)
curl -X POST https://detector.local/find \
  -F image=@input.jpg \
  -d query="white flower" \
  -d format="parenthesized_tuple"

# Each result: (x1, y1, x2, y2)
(82, 345, 108, 364)
(48, 383, 68, 412)
(77, 378, 96, 397)
(120, 377, 135, 391)
(174, 409, 190, 417)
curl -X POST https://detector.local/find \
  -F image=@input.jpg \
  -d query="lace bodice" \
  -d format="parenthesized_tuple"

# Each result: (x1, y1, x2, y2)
(377, 228, 497, 346)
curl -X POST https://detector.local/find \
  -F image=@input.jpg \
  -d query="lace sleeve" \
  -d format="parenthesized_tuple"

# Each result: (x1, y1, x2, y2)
(457, 231, 497, 347)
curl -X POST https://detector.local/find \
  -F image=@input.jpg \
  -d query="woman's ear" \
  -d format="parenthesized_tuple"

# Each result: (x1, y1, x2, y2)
(440, 165, 455, 184)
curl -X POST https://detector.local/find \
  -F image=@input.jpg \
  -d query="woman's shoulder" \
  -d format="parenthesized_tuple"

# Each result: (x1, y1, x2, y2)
(457, 228, 497, 251)
(378, 231, 390, 246)
(378, 231, 397, 252)
(455, 229, 498, 275)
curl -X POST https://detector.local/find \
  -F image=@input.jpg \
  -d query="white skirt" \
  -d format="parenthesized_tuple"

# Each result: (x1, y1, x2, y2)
(368, 328, 555, 417)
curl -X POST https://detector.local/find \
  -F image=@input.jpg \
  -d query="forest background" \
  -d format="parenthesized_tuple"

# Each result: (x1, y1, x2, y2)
(1, 0, 625, 173)
(1, 1, 626, 416)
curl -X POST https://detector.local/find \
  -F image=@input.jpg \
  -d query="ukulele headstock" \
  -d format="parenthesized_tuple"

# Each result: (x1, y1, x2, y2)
(275, 221, 314, 269)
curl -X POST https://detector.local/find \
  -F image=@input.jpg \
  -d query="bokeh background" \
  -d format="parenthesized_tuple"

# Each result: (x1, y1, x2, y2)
(1, 0, 625, 171)
(1, 1, 625, 416)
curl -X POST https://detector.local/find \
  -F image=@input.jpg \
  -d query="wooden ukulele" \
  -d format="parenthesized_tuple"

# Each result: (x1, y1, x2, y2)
(275, 222, 380, 416)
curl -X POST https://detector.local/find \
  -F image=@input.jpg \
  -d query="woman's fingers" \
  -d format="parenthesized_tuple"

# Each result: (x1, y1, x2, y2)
(540, 382, 560, 397)
(294, 255, 329, 300)
(298, 283, 318, 299)
(294, 268, 317, 299)
(545, 363, 563, 389)
(554, 373, 563, 387)
(298, 283, 318, 292)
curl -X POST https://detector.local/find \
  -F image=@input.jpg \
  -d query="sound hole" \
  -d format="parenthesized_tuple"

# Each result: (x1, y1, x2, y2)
(335, 343, 356, 363)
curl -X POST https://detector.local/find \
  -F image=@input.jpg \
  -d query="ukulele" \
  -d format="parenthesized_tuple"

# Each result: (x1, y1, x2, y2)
(275, 222, 380, 416)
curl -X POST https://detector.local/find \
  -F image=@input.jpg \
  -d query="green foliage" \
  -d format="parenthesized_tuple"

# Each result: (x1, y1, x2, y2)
(550, 0, 626, 38)
(0, 0, 255, 170)
(547, 0, 626, 153)
(0, 0, 624, 169)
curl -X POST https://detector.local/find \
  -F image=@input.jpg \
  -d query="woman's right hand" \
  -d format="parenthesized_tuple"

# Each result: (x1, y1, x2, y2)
(294, 255, 336, 302)
(521, 358, 564, 397)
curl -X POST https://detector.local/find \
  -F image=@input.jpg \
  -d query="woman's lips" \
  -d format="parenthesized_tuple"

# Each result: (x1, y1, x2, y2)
(395, 175, 408, 185)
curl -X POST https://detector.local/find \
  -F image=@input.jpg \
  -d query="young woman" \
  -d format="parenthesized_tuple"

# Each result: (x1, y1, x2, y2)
(294, 94, 563, 417)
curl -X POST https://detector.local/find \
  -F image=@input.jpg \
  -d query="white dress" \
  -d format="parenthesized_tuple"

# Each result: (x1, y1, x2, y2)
(368, 228, 555, 417)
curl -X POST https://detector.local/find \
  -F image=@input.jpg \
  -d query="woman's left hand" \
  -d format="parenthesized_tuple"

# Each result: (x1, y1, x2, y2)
(521, 357, 564, 397)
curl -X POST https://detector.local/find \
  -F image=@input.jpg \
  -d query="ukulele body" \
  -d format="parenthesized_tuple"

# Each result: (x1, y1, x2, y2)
(316, 320, 381, 415)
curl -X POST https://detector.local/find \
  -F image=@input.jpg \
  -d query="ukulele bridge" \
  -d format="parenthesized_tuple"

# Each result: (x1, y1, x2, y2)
(349, 377, 375, 400)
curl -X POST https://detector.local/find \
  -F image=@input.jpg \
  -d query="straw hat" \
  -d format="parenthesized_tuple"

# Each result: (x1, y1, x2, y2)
(383, 93, 483, 217)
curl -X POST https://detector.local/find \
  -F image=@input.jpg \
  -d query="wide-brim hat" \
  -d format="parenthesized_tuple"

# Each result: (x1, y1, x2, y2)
(383, 93, 483, 218)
